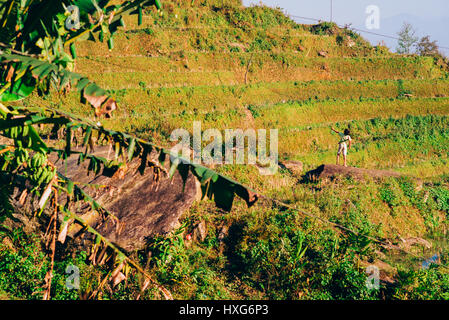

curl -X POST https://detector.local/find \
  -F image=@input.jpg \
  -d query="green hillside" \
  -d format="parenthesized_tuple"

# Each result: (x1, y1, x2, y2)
(3, 0, 449, 300)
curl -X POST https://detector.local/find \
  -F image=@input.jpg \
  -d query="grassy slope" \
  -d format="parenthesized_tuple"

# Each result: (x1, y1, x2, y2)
(7, 0, 449, 300)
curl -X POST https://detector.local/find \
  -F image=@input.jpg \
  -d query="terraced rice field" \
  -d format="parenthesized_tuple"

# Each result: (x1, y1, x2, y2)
(4, 0, 449, 301)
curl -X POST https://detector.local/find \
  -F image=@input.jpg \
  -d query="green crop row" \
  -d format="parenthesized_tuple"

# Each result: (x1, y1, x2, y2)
(73, 24, 376, 59)
(119, 0, 299, 31)
(282, 114, 449, 177)
(31, 78, 449, 119)
(86, 79, 449, 111)
(75, 52, 442, 74)
(254, 97, 449, 131)
(74, 54, 446, 91)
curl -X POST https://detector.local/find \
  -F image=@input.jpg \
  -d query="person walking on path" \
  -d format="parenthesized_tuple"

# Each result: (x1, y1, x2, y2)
(331, 127, 352, 167)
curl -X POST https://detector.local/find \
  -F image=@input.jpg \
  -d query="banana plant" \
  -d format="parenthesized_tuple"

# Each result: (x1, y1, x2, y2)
(0, 0, 168, 300)
(0, 100, 260, 299)
(0, 0, 260, 300)
(0, 0, 161, 103)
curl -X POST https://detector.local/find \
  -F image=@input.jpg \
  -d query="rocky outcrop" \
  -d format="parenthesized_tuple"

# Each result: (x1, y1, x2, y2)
(382, 237, 432, 252)
(4, 146, 201, 252)
(279, 160, 304, 176)
(305, 164, 401, 181)
(58, 146, 201, 251)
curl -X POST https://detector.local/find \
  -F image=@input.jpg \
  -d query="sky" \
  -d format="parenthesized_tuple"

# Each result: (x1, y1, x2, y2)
(242, 0, 449, 55)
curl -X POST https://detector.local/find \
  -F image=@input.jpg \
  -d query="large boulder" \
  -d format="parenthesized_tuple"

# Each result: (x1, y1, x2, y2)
(53, 146, 200, 252)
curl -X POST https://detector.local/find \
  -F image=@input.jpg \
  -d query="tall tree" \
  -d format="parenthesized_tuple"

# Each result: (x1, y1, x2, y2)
(396, 22, 418, 54)
(416, 35, 440, 57)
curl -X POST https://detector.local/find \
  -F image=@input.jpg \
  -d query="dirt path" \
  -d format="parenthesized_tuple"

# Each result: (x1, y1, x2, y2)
(306, 164, 402, 181)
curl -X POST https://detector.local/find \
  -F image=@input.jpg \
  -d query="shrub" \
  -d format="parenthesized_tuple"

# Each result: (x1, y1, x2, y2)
(336, 35, 344, 46)
(0, 228, 89, 300)
(226, 209, 380, 300)
(431, 187, 449, 215)
(379, 183, 398, 207)
(310, 22, 338, 36)
(391, 255, 449, 300)
(397, 79, 413, 98)
(0, 229, 49, 299)
(398, 177, 418, 205)
(309, 253, 377, 300)
(146, 226, 191, 285)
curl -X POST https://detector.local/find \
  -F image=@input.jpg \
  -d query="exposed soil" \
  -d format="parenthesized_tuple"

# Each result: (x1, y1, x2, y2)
(305, 164, 402, 181)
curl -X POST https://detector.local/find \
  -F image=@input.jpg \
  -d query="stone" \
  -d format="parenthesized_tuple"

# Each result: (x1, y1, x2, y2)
(47, 146, 201, 252)
(279, 160, 304, 176)
(318, 50, 328, 58)
(399, 237, 432, 250)
(192, 220, 208, 242)
(217, 224, 229, 253)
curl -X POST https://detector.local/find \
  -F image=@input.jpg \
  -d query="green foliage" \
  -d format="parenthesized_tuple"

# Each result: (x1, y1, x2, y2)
(0, 228, 49, 299)
(309, 253, 376, 300)
(310, 22, 337, 36)
(398, 177, 417, 202)
(147, 226, 190, 284)
(142, 219, 233, 299)
(374, 44, 391, 56)
(336, 35, 344, 46)
(250, 35, 275, 51)
(0, 53, 108, 103)
(397, 79, 412, 98)
(0, 227, 154, 300)
(379, 183, 399, 208)
(391, 255, 449, 300)
(0, 0, 163, 102)
(228, 210, 308, 298)
(0, 179, 15, 223)
(220, 4, 295, 30)
(431, 187, 449, 215)
(247, 105, 261, 118)
(396, 22, 418, 54)
(226, 209, 380, 300)
(0, 227, 89, 300)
